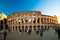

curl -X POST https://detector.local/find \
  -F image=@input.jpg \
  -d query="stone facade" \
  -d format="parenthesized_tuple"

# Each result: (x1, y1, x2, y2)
(7, 11, 58, 32)
(0, 12, 8, 30)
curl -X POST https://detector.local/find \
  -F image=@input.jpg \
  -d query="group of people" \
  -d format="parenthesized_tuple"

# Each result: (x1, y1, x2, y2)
(36, 28, 44, 37)
(19, 28, 32, 35)
(2, 26, 60, 40)
(19, 27, 44, 37)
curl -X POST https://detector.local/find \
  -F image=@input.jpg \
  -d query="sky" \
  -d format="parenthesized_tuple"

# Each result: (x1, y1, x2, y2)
(0, 0, 60, 23)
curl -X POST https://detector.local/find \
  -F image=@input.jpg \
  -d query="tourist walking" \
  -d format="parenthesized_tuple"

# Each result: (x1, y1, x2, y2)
(3, 30, 7, 40)
(55, 27, 58, 33)
(27, 28, 31, 34)
(19, 29, 22, 35)
(57, 27, 60, 38)
(36, 29, 39, 35)
(39, 28, 44, 37)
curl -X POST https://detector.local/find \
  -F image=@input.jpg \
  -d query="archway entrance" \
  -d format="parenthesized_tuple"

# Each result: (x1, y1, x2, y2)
(13, 27, 14, 31)
(19, 26, 20, 30)
(26, 26, 28, 30)
(48, 26, 50, 29)
(25, 26, 28, 32)
(41, 26, 43, 29)
(45, 26, 47, 30)
(5, 25, 8, 30)
(22, 26, 24, 32)
(29, 26, 32, 31)
(16, 26, 17, 31)
(37, 25, 40, 29)
(0, 25, 3, 30)
(34, 26, 36, 30)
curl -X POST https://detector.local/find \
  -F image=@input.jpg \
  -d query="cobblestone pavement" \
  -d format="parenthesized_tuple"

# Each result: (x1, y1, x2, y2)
(0, 29, 60, 40)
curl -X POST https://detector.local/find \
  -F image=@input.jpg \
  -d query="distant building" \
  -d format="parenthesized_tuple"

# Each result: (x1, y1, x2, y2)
(7, 11, 58, 32)
(0, 12, 8, 30)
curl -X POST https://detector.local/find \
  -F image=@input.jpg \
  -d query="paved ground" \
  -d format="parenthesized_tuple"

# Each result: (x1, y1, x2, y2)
(0, 29, 60, 40)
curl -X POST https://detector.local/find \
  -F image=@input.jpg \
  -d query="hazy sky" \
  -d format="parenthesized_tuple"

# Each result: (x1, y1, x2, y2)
(0, 0, 60, 23)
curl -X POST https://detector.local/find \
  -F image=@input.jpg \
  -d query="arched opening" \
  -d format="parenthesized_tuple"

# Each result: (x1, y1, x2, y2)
(29, 26, 32, 31)
(41, 26, 43, 29)
(25, 26, 28, 32)
(48, 26, 50, 29)
(45, 26, 47, 30)
(0, 25, 3, 30)
(16, 26, 17, 31)
(19, 26, 20, 30)
(26, 26, 28, 30)
(13, 27, 14, 31)
(37, 18, 40, 23)
(33, 18, 36, 23)
(34, 26, 36, 30)
(22, 26, 24, 32)
(5, 25, 8, 30)
(38, 25, 40, 29)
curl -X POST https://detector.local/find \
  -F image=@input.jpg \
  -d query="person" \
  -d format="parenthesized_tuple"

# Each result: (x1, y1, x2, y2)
(57, 27, 60, 38)
(25, 29, 27, 32)
(36, 29, 39, 35)
(19, 29, 22, 35)
(39, 28, 44, 37)
(3, 30, 7, 40)
(27, 28, 31, 34)
(55, 27, 58, 33)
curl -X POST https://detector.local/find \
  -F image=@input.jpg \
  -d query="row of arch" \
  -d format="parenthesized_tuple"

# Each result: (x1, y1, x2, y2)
(12, 25, 51, 31)
(0, 25, 8, 30)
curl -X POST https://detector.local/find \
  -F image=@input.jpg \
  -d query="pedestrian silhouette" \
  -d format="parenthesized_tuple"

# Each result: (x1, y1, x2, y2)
(57, 27, 60, 38)
(39, 28, 44, 37)
(27, 28, 31, 34)
(19, 29, 22, 35)
(3, 30, 7, 40)
(36, 29, 39, 35)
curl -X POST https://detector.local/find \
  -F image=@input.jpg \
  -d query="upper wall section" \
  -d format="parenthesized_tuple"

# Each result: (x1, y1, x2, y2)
(7, 11, 58, 24)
